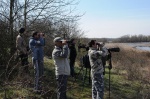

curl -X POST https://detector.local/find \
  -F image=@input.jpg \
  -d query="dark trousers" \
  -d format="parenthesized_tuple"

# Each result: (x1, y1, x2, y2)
(19, 53, 29, 73)
(70, 60, 75, 77)
(56, 75, 68, 99)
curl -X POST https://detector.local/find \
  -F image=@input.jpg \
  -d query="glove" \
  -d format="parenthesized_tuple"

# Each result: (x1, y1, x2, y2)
(37, 41, 40, 44)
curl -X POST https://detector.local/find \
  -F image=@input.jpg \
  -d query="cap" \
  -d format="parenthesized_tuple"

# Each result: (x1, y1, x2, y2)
(53, 37, 64, 42)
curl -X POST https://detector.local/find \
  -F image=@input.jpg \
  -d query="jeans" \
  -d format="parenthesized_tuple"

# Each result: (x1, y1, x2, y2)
(56, 75, 68, 99)
(19, 53, 29, 73)
(33, 59, 44, 90)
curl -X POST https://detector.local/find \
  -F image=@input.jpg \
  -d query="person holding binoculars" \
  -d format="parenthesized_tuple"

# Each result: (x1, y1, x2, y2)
(88, 40, 108, 99)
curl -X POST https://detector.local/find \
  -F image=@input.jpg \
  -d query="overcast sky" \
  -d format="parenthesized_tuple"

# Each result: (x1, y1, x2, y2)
(77, 0, 150, 38)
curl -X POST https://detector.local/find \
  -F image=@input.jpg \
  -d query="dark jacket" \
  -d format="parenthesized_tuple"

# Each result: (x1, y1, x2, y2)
(69, 43, 77, 61)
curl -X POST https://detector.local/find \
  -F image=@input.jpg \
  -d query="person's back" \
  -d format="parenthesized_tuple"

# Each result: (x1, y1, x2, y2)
(68, 38, 77, 77)
(16, 30, 27, 55)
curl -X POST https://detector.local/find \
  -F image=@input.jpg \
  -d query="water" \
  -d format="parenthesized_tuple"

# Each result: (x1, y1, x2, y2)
(126, 42, 150, 51)
(135, 46, 150, 51)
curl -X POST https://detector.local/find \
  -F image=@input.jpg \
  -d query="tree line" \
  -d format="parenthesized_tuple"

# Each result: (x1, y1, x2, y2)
(117, 34, 150, 43)
(89, 34, 150, 43)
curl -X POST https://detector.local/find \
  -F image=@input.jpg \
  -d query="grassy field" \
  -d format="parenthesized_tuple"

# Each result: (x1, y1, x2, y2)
(0, 43, 150, 99)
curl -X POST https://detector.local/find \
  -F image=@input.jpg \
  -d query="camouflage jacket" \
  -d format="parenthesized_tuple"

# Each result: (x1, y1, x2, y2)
(88, 47, 108, 77)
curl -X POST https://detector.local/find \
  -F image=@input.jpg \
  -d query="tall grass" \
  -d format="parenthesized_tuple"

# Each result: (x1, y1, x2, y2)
(106, 43, 150, 99)
(0, 43, 150, 99)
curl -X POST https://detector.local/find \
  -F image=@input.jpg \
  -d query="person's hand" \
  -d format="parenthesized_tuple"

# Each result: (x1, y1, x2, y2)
(37, 41, 40, 44)
(62, 40, 67, 45)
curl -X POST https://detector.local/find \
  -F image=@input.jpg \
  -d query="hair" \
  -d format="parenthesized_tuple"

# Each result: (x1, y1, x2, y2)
(70, 38, 75, 43)
(19, 28, 25, 33)
(32, 31, 38, 37)
(88, 40, 96, 47)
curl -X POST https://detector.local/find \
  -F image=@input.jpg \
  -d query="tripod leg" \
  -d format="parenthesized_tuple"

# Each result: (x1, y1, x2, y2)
(82, 67, 87, 90)
(88, 68, 91, 84)
(74, 65, 83, 82)
(109, 68, 111, 99)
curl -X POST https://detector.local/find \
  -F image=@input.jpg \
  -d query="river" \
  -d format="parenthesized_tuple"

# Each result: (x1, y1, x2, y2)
(126, 42, 150, 51)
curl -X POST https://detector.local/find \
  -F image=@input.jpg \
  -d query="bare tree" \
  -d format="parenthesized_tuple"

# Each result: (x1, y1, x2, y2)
(0, 0, 83, 53)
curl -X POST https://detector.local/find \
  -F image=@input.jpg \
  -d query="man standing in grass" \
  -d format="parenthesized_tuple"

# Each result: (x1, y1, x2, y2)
(88, 40, 108, 99)
(52, 37, 70, 99)
(68, 38, 77, 77)
(29, 31, 44, 92)
(16, 28, 29, 74)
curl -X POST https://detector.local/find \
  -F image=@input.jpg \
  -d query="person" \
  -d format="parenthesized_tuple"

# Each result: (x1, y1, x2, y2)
(88, 40, 108, 99)
(68, 38, 77, 77)
(16, 28, 29, 74)
(29, 31, 44, 91)
(52, 37, 70, 99)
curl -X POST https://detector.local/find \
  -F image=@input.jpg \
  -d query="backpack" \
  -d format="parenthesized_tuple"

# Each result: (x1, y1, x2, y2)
(82, 53, 106, 74)
(82, 54, 91, 68)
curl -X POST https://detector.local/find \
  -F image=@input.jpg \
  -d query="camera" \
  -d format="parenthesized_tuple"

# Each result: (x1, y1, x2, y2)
(96, 42, 104, 47)
(78, 44, 89, 52)
(107, 47, 120, 52)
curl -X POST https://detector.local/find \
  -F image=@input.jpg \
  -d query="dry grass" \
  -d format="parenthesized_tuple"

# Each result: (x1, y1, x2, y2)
(104, 43, 150, 99)
(106, 43, 150, 83)
(0, 43, 150, 99)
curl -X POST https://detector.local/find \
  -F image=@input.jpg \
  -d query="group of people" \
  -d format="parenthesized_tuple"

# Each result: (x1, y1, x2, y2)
(16, 28, 108, 99)
(16, 28, 45, 91)
(15, 28, 77, 94)
(52, 37, 108, 99)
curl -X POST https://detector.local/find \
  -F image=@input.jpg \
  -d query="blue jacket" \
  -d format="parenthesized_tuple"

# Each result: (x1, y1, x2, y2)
(29, 37, 44, 60)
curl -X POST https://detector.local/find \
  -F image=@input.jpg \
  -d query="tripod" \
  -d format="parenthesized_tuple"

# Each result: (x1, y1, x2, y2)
(76, 63, 91, 90)
(107, 51, 112, 99)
